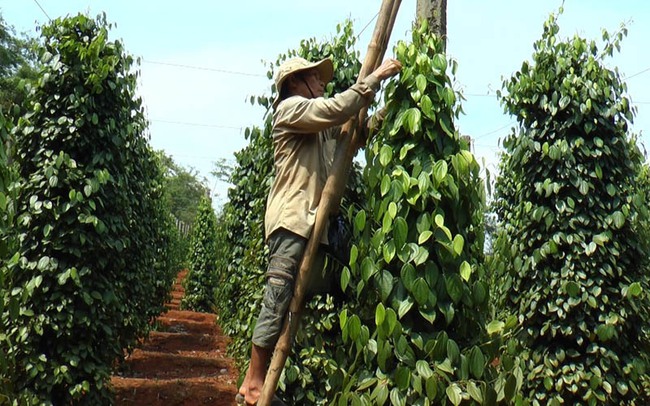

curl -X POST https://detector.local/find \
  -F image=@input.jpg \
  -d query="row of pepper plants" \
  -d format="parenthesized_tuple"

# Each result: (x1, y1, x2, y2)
(213, 8, 650, 405)
(0, 14, 182, 405)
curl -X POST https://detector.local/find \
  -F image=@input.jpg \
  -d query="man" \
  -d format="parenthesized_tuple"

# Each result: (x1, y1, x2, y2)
(237, 56, 401, 405)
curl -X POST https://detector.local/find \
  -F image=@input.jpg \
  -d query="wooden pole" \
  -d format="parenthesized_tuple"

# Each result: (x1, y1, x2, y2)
(257, 1, 401, 405)
(416, 0, 447, 47)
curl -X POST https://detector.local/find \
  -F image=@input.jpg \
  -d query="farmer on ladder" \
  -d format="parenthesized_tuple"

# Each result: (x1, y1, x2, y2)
(237, 55, 401, 405)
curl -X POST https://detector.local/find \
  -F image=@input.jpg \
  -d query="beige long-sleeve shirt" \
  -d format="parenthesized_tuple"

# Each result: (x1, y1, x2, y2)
(264, 75, 381, 242)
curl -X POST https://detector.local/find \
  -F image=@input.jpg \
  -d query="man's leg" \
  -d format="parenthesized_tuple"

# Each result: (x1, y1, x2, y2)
(238, 230, 306, 405)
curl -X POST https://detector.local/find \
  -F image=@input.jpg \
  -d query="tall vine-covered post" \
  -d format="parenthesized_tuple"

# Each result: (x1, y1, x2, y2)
(2, 13, 176, 404)
(493, 9, 650, 404)
(334, 20, 525, 405)
(181, 195, 219, 312)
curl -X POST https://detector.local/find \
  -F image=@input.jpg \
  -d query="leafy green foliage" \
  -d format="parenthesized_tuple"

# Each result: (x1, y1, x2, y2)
(156, 150, 209, 267)
(214, 121, 273, 362)
(0, 14, 39, 120)
(632, 163, 650, 254)
(493, 10, 650, 405)
(213, 20, 366, 404)
(1, 13, 177, 404)
(181, 195, 219, 312)
(335, 21, 523, 405)
(0, 110, 28, 404)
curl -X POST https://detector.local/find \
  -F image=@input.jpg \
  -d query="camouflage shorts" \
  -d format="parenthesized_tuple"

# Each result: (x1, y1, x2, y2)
(252, 228, 327, 349)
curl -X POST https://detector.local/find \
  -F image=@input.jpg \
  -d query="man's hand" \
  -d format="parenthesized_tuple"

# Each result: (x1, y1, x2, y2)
(372, 58, 402, 81)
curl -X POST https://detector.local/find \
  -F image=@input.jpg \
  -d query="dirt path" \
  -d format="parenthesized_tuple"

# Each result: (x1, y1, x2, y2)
(111, 270, 240, 405)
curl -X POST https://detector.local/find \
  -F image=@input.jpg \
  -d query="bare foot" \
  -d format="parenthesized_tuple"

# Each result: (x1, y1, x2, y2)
(238, 344, 271, 405)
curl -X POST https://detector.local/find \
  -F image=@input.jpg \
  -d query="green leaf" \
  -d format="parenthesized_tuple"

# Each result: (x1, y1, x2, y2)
(625, 282, 642, 297)
(348, 315, 361, 340)
(43, 224, 53, 238)
(486, 320, 505, 335)
(425, 376, 438, 399)
(397, 297, 414, 319)
(418, 230, 433, 244)
(436, 359, 454, 374)
(420, 95, 435, 120)
(467, 381, 483, 403)
(395, 366, 411, 390)
(592, 233, 609, 246)
(361, 258, 377, 282)
(434, 214, 444, 228)
(380, 174, 391, 196)
(373, 383, 389, 406)
(559, 95, 570, 110)
(459, 261, 472, 282)
(565, 281, 580, 297)
(415, 74, 427, 94)
(376, 270, 394, 301)
(412, 246, 429, 266)
(416, 360, 433, 378)
(452, 234, 464, 256)
(341, 267, 350, 291)
(433, 161, 448, 183)
(446, 384, 462, 406)
(611, 211, 625, 228)
(596, 324, 615, 341)
(354, 210, 366, 231)
(544, 376, 553, 391)
(445, 274, 463, 303)
(504, 374, 517, 400)
(394, 217, 408, 248)
(383, 240, 396, 264)
(375, 303, 386, 327)
(469, 346, 485, 378)
(413, 278, 430, 305)
(390, 388, 405, 406)
(616, 381, 629, 396)
(439, 116, 453, 137)
(37, 256, 51, 271)
(403, 108, 422, 134)
(472, 281, 487, 304)
(433, 53, 447, 72)
(379, 145, 393, 166)
(388, 202, 398, 219)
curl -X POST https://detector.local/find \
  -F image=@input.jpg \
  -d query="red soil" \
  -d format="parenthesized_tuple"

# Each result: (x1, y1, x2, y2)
(111, 270, 240, 406)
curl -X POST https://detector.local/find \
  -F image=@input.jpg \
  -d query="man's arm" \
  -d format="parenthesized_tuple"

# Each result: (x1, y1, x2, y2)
(275, 75, 380, 134)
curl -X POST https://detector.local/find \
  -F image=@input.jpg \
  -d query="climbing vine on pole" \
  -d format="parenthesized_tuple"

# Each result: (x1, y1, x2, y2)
(2, 13, 176, 404)
(493, 9, 650, 405)
(337, 21, 523, 405)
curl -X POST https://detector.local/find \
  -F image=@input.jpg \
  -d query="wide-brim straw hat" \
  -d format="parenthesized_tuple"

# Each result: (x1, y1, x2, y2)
(272, 57, 334, 109)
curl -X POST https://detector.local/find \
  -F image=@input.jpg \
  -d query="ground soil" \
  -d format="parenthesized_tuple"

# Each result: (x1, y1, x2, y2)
(111, 270, 240, 406)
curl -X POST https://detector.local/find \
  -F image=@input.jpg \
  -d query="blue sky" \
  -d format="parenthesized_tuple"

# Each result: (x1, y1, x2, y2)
(3, 1, 649, 207)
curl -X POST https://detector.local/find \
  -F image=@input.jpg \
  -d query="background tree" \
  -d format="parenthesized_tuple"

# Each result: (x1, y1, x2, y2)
(0, 13, 38, 120)
(493, 9, 650, 404)
(156, 150, 209, 227)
